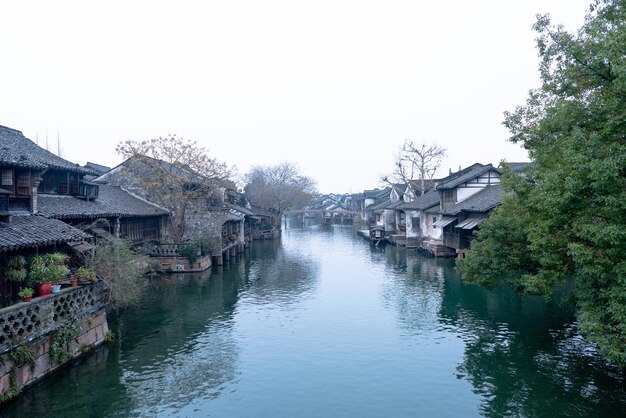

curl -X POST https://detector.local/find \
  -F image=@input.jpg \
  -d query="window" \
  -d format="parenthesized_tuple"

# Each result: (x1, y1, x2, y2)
(411, 217, 420, 232)
(432, 216, 437, 227)
(1, 170, 13, 186)
(442, 190, 455, 204)
(16, 172, 30, 195)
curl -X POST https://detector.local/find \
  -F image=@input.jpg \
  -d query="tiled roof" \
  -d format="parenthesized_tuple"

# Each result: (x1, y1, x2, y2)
(399, 190, 440, 211)
(0, 125, 96, 175)
(84, 162, 111, 175)
(439, 185, 502, 216)
(368, 200, 392, 212)
(501, 162, 532, 174)
(436, 163, 498, 190)
(37, 185, 168, 219)
(0, 214, 89, 252)
(363, 188, 390, 199)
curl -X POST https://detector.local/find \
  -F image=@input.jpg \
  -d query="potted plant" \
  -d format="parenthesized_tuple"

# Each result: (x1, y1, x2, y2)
(49, 264, 69, 293)
(76, 265, 96, 283)
(17, 287, 34, 302)
(29, 255, 51, 296)
(5, 256, 27, 282)
(46, 253, 69, 293)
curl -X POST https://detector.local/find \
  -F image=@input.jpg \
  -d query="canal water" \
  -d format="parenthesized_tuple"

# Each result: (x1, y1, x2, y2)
(2, 225, 625, 417)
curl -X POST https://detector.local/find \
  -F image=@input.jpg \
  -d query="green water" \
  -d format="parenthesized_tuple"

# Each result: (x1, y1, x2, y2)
(2, 225, 624, 417)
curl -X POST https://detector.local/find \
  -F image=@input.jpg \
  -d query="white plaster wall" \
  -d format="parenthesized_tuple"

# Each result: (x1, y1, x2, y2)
(456, 187, 483, 203)
(422, 213, 442, 240)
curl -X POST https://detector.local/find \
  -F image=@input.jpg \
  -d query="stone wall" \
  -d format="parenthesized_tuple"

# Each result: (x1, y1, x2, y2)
(0, 284, 109, 403)
(183, 201, 231, 242)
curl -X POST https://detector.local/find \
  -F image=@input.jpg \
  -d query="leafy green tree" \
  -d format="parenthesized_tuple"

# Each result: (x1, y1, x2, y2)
(458, 0, 626, 366)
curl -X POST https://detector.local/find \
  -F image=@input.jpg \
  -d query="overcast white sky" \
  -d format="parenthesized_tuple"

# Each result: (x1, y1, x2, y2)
(1, 1, 590, 193)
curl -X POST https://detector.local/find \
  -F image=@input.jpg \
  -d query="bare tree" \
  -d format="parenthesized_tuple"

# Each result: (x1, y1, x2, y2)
(115, 135, 234, 243)
(383, 140, 446, 198)
(244, 162, 317, 229)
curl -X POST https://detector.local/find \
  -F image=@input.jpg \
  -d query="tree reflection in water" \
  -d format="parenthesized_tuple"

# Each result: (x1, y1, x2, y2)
(376, 246, 625, 417)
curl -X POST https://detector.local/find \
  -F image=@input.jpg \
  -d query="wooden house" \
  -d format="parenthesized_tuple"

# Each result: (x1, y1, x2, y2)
(0, 125, 92, 305)
(438, 185, 502, 255)
(398, 189, 441, 248)
(432, 163, 501, 255)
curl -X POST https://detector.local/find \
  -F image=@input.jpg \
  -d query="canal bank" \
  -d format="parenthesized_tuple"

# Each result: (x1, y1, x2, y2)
(1, 226, 624, 417)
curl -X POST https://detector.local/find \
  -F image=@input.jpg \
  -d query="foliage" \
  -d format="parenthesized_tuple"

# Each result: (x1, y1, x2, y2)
(17, 288, 33, 298)
(4, 256, 27, 282)
(196, 236, 221, 256)
(383, 140, 446, 197)
(90, 240, 148, 309)
(116, 135, 234, 243)
(0, 369, 19, 403)
(76, 265, 96, 280)
(180, 242, 199, 264)
(46, 264, 69, 283)
(105, 330, 115, 344)
(50, 321, 81, 364)
(28, 255, 48, 285)
(8, 346, 35, 366)
(46, 253, 68, 266)
(245, 162, 317, 228)
(458, 0, 626, 366)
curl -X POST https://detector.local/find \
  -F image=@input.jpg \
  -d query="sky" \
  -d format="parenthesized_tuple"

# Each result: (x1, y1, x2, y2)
(0, 0, 591, 193)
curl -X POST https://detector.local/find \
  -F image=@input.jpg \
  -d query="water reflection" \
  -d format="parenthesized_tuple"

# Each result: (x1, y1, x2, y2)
(380, 249, 445, 334)
(240, 231, 320, 308)
(439, 268, 626, 417)
(2, 227, 624, 418)
(370, 242, 625, 417)
(115, 269, 242, 416)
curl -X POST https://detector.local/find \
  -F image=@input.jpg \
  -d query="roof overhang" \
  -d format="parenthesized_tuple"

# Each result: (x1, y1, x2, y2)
(455, 218, 485, 229)
(433, 217, 457, 228)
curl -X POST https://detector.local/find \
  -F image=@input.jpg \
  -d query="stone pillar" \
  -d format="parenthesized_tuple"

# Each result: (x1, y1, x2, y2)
(114, 217, 121, 238)
(30, 174, 43, 214)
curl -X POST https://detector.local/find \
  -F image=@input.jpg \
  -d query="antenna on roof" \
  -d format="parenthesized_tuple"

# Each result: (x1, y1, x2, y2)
(57, 129, 61, 157)
(35, 130, 39, 145)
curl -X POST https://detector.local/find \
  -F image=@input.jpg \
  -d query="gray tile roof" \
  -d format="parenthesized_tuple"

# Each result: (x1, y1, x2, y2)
(0, 214, 89, 252)
(0, 125, 96, 175)
(37, 185, 168, 219)
(501, 162, 532, 174)
(398, 190, 440, 211)
(368, 200, 392, 212)
(436, 163, 498, 190)
(84, 162, 111, 175)
(439, 185, 502, 216)
(363, 188, 391, 199)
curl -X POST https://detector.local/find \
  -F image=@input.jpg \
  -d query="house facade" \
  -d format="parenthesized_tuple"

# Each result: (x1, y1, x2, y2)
(432, 163, 501, 255)
(0, 125, 93, 305)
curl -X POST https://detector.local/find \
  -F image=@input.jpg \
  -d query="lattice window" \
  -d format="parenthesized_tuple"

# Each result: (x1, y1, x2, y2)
(1, 169, 13, 187)
(16, 172, 30, 195)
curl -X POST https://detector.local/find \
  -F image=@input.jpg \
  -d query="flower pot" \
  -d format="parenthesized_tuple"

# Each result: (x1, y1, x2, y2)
(37, 281, 52, 297)
(51, 284, 62, 293)
(23, 296, 32, 302)
(70, 278, 79, 287)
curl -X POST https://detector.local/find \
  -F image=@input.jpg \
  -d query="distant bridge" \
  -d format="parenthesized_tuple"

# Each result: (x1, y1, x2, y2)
(285, 209, 360, 216)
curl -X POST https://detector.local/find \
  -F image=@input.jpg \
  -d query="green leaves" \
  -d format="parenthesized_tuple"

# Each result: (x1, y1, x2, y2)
(459, 0, 626, 367)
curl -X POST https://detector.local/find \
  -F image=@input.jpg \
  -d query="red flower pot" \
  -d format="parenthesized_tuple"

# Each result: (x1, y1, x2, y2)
(37, 281, 52, 296)
(23, 296, 32, 302)
(71, 278, 78, 287)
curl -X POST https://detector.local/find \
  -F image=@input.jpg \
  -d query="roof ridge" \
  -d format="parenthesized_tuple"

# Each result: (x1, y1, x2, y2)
(0, 124, 23, 134)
